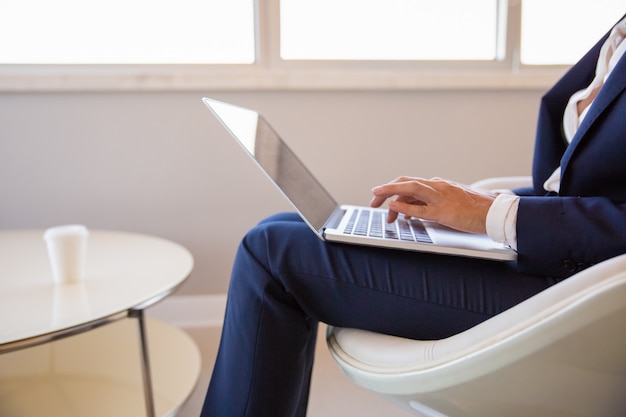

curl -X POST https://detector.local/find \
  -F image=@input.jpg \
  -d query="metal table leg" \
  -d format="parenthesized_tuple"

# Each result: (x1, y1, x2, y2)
(129, 309, 156, 417)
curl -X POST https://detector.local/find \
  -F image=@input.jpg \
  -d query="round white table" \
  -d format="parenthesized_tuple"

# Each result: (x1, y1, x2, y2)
(0, 230, 198, 417)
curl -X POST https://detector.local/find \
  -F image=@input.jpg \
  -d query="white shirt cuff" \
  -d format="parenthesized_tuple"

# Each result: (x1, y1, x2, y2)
(486, 193, 520, 251)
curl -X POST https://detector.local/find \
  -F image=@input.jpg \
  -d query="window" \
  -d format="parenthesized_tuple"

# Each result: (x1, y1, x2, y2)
(0, 0, 255, 64)
(0, 0, 624, 91)
(521, 0, 625, 65)
(280, 0, 500, 61)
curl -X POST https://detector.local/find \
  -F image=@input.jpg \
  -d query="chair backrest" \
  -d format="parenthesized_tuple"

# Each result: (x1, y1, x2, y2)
(327, 254, 626, 417)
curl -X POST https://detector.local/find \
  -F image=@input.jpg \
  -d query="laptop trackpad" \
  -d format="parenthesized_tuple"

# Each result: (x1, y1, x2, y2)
(424, 221, 508, 251)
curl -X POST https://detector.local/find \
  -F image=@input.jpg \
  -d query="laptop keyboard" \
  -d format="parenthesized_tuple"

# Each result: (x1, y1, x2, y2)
(343, 209, 432, 243)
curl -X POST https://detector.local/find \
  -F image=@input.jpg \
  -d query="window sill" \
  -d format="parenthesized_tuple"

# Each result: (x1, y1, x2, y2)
(0, 66, 568, 92)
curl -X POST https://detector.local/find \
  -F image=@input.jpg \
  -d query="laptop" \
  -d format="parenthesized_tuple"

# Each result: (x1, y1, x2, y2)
(203, 98, 517, 262)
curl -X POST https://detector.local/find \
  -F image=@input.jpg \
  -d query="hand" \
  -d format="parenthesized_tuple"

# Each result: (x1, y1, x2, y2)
(370, 177, 497, 234)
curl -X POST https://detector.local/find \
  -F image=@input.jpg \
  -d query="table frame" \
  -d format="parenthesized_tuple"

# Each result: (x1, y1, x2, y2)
(0, 270, 183, 417)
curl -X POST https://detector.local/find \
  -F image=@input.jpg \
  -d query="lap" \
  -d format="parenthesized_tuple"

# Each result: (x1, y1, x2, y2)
(238, 213, 560, 339)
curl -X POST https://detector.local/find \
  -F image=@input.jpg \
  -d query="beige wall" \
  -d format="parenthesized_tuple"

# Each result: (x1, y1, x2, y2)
(0, 89, 543, 295)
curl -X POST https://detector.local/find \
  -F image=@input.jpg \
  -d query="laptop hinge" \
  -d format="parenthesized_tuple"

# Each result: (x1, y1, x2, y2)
(322, 207, 346, 234)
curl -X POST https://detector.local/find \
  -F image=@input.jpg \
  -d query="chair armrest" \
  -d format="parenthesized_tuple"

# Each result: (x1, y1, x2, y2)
(327, 253, 626, 394)
(470, 176, 532, 192)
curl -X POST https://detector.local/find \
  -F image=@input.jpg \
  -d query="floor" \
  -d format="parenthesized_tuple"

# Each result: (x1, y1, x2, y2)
(175, 324, 413, 417)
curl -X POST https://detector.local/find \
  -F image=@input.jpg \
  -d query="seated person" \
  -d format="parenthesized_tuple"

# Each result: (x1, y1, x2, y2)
(201, 13, 626, 417)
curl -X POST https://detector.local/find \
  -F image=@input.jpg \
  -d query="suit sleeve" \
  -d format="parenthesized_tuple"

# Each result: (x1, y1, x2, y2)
(516, 196, 626, 277)
(512, 186, 538, 196)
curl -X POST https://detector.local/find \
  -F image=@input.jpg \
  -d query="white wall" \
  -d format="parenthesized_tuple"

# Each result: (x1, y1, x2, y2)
(0, 89, 543, 295)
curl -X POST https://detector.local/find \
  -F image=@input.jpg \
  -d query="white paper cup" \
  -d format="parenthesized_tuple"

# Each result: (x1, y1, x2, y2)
(43, 225, 89, 284)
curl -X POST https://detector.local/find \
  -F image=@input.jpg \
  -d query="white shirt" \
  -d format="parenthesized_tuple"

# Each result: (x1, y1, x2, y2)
(486, 16, 626, 250)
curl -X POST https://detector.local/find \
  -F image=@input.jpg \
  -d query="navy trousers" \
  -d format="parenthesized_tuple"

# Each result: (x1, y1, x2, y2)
(200, 213, 561, 417)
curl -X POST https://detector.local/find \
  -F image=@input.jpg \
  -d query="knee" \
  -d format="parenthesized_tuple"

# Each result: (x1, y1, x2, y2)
(238, 215, 316, 271)
(230, 220, 302, 294)
(242, 216, 297, 254)
(236, 219, 286, 268)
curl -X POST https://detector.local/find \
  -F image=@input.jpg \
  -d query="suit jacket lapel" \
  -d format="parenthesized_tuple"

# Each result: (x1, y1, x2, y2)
(560, 53, 626, 178)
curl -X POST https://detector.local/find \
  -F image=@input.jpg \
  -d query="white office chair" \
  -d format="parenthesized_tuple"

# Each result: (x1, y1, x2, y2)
(327, 177, 626, 417)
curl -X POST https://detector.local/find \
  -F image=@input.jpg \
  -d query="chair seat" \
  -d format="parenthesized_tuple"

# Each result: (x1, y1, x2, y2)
(328, 254, 626, 417)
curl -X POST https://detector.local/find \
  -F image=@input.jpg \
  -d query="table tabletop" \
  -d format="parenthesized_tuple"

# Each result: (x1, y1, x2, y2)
(0, 229, 194, 350)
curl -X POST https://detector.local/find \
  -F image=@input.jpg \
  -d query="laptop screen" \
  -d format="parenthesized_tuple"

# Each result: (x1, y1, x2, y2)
(204, 98, 339, 232)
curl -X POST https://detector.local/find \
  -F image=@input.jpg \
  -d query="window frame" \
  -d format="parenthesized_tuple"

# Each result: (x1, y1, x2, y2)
(0, 0, 573, 92)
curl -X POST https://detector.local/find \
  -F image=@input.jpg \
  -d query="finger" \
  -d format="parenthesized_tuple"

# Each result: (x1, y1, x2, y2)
(386, 208, 400, 223)
(373, 181, 437, 202)
(389, 200, 433, 222)
(370, 182, 408, 207)
(394, 194, 426, 206)
(369, 194, 388, 208)
(371, 183, 409, 199)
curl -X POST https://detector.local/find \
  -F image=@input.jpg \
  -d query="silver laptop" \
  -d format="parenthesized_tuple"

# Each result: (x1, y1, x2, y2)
(203, 98, 517, 262)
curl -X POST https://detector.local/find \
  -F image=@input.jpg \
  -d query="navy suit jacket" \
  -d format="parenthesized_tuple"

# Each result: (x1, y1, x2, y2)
(516, 15, 626, 278)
